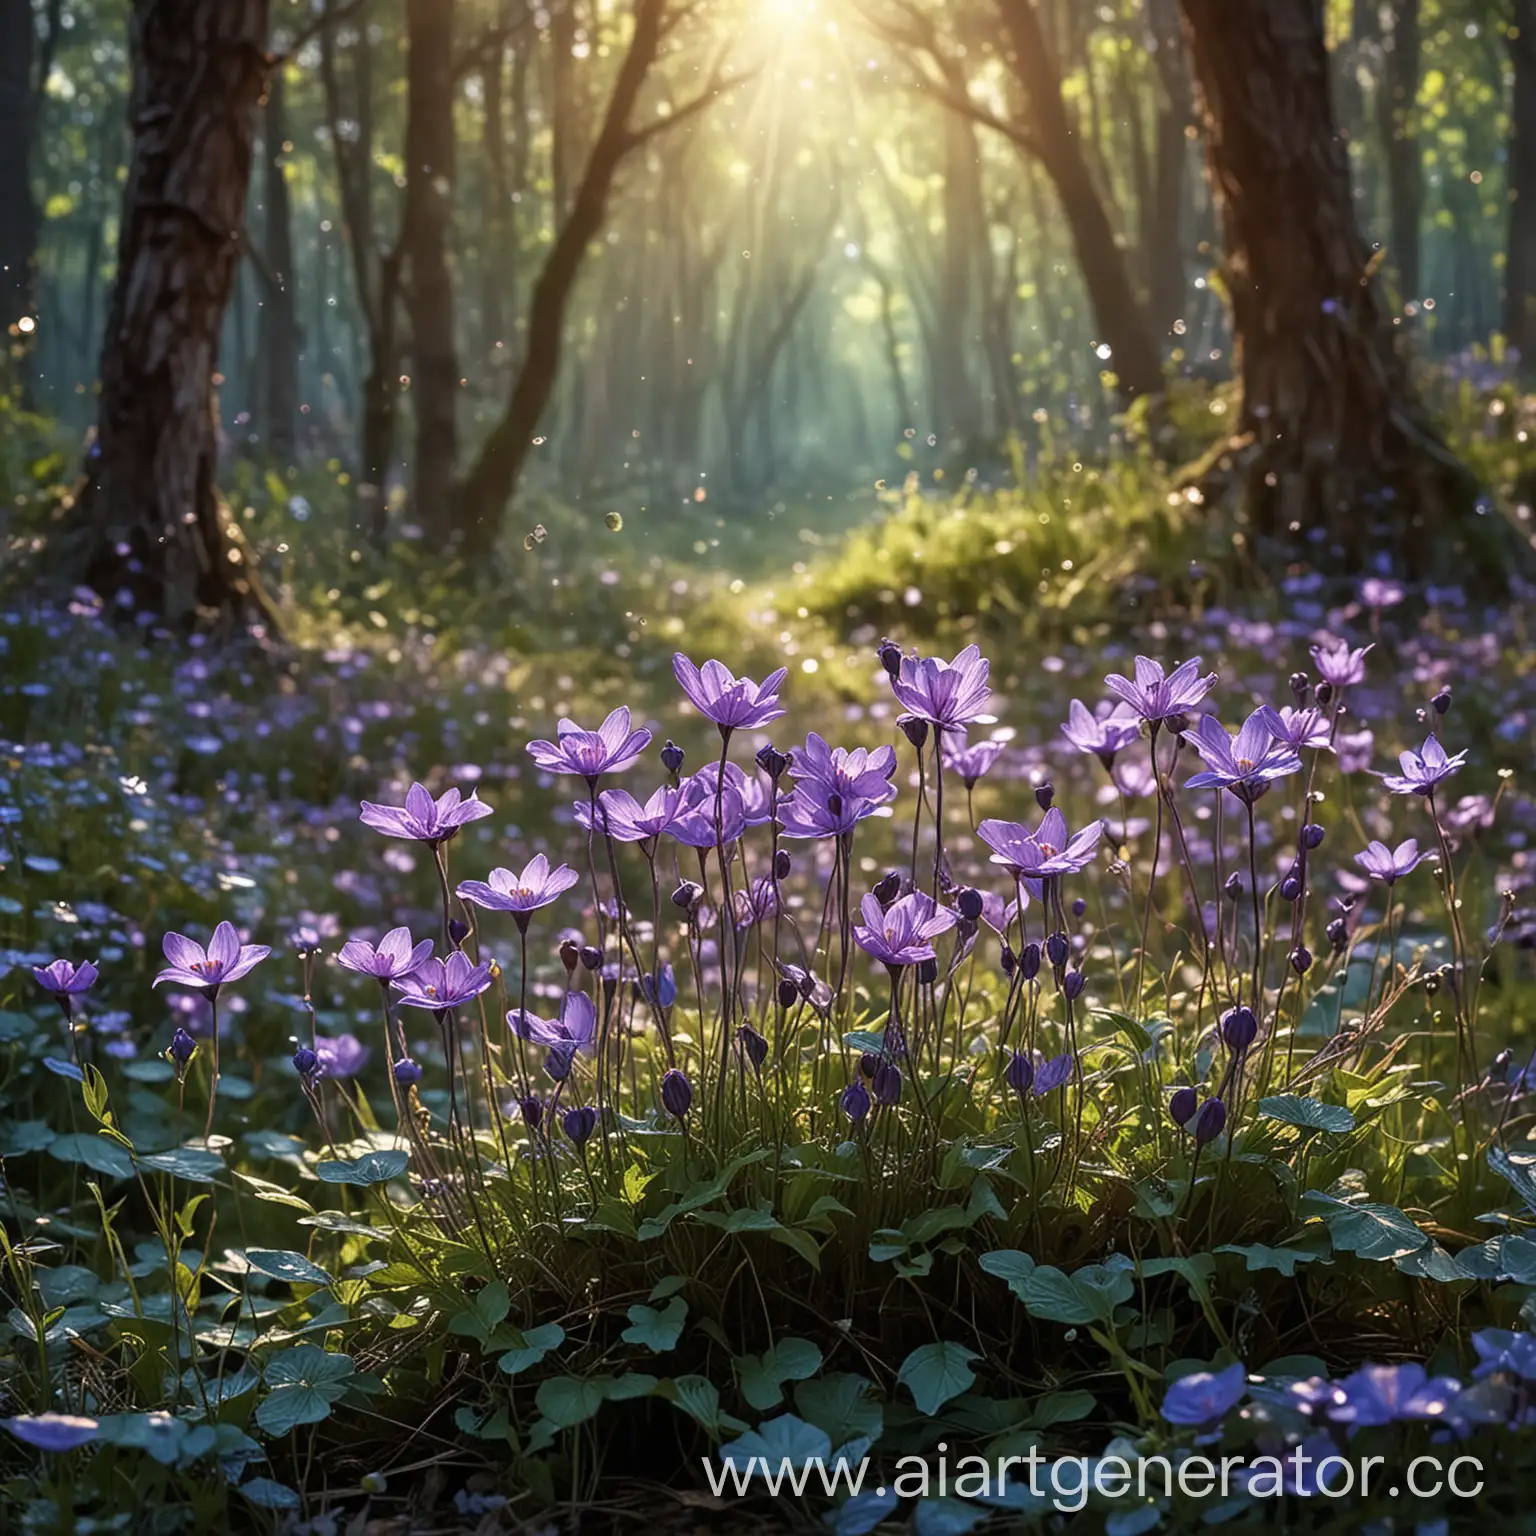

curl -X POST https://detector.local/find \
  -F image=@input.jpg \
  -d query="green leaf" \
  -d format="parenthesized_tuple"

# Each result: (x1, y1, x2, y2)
(897, 1341, 979, 1416)
(1093, 1009, 1153, 1054)
(1025, 1389, 1096, 1428)
(737, 1337, 824, 1411)
(244, 1249, 332, 1288)
(137, 1148, 225, 1182)
(979, 1249, 1036, 1298)
(239, 1478, 301, 1511)
(1018, 1263, 1132, 1325)
(720, 1414, 832, 1470)
(1307, 1196, 1428, 1263)
(536, 1376, 609, 1430)
(48, 1133, 136, 1180)
(794, 1373, 883, 1445)
(668, 1374, 747, 1436)
(1216, 1243, 1330, 1277)
(254, 1385, 336, 1434)
(235, 1173, 314, 1213)
(314, 1150, 408, 1186)
(1259, 1095, 1355, 1135)
(621, 1295, 687, 1352)
(497, 1322, 565, 1376)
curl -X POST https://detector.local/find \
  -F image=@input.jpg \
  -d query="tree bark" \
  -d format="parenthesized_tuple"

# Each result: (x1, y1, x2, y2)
(60, 0, 274, 633)
(1507, 2, 1536, 371)
(1177, 0, 1473, 566)
(258, 65, 300, 464)
(1378, 0, 1422, 303)
(1, 0, 40, 383)
(401, 0, 460, 527)
(994, 0, 1163, 401)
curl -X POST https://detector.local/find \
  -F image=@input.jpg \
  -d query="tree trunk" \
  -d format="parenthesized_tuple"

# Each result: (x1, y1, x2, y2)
(1177, 0, 1474, 567)
(0, 0, 39, 384)
(995, 0, 1163, 401)
(1506, 2, 1536, 371)
(61, 0, 274, 633)
(401, 0, 459, 527)
(452, 0, 672, 556)
(1377, 0, 1422, 303)
(258, 65, 300, 464)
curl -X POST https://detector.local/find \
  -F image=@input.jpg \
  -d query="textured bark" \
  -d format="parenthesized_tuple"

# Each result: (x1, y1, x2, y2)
(401, 0, 459, 526)
(1507, 2, 1536, 370)
(1178, 0, 1470, 563)
(0, 0, 39, 380)
(1378, 0, 1422, 303)
(63, 0, 273, 633)
(258, 66, 300, 463)
(994, 0, 1163, 400)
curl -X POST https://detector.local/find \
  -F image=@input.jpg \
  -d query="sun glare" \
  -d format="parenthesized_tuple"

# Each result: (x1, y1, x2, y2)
(759, 0, 818, 28)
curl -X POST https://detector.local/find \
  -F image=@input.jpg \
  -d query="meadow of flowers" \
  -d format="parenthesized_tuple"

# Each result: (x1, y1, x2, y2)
(2, 568, 1535, 1532)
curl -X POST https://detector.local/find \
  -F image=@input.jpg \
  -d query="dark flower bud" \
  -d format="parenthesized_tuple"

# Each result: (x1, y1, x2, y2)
(774, 849, 792, 880)
(559, 938, 580, 974)
(1314, 681, 1334, 707)
(393, 1057, 423, 1087)
(1301, 822, 1326, 851)
(872, 870, 902, 907)
(293, 1045, 321, 1082)
(1289, 671, 1309, 704)
(1290, 945, 1313, 975)
(1018, 941, 1042, 981)
(900, 716, 929, 750)
(826, 791, 844, 819)
(448, 918, 470, 947)
(579, 944, 602, 973)
(956, 887, 984, 921)
(1071, 897, 1087, 918)
(957, 915, 977, 943)
(661, 739, 686, 774)
(877, 638, 903, 678)
(1046, 931, 1070, 969)
(841, 1080, 871, 1123)
(671, 880, 702, 912)
(1000, 944, 1016, 976)
(776, 978, 799, 1009)
(169, 1026, 197, 1064)
(1062, 968, 1085, 1001)
(917, 956, 939, 985)
(562, 1105, 598, 1146)
(859, 1051, 879, 1079)
(519, 1096, 543, 1132)
(755, 743, 789, 780)
(1169, 1085, 1198, 1127)
(545, 1043, 576, 1082)
(1432, 688, 1451, 716)
(1005, 1051, 1034, 1095)
(661, 1068, 693, 1118)
(1280, 875, 1302, 903)
(1326, 917, 1348, 953)
(872, 1062, 903, 1105)
(1035, 781, 1055, 811)
(1220, 1005, 1258, 1053)
(1194, 1097, 1227, 1146)
(1224, 872, 1243, 900)
(737, 1024, 769, 1070)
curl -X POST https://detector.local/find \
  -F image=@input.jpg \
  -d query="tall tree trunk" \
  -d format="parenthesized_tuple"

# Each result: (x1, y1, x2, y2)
(1506, 2, 1536, 372)
(1146, 0, 1193, 336)
(1, 0, 40, 385)
(62, 0, 273, 632)
(1378, 0, 1422, 303)
(401, 0, 459, 528)
(259, 65, 300, 464)
(995, 0, 1163, 401)
(1177, 0, 1472, 566)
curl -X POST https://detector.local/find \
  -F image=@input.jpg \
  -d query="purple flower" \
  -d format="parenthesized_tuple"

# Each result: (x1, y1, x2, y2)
(689, 762, 775, 826)
(1183, 711, 1301, 803)
(1257, 705, 1332, 753)
(1471, 1328, 1536, 1380)
(1005, 1052, 1034, 1095)
(1169, 1085, 1197, 1126)
(32, 959, 99, 1008)
(338, 926, 434, 982)
(1060, 699, 1142, 766)
(507, 991, 598, 1053)
(315, 1033, 370, 1080)
(841, 1080, 871, 1123)
(672, 653, 787, 732)
(359, 782, 494, 843)
(1310, 639, 1373, 688)
(1328, 1364, 1454, 1427)
(943, 734, 1007, 788)
(777, 784, 884, 840)
(1104, 656, 1217, 725)
(1375, 734, 1468, 796)
(1160, 1362, 1246, 1426)
(527, 707, 652, 784)
(639, 964, 679, 1008)
(1359, 576, 1405, 611)
(789, 732, 898, 805)
(1033, 1051, 1074, 1095)
(153, 923, 271, 998)
(457, 854, 580, 918)
(1354, 838, 1429, 885)
(1193, 1097, 1227, 1145)
(4, 1413, 101, 1452)
(394, 1057, 424, 1087)
(977, 808, 1104, 880)
(666, 782, 750, 847)
(575, 784, 690, 843)
(169, 1027, 197, 1065)
(661, 1068, 693, 1118)
(393, 952, 494, 1012)
(1336, 726, 1375, 775)
(889, 643, 991, 732)
(731, 878, 781, 930)
(853, 890, 957, 967)
(562, 1105, 599, 1146)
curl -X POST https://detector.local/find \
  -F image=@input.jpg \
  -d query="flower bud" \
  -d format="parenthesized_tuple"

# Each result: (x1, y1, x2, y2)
(519, 1096, 543, 1131)
(841, 1080, 871, 1123)
(737, 1024, 768, 1070)
(873, 870, 902, 907)
(393, 1057, 423, 1087)
(1018, 941, 1042, 981)
(872, 1062, 903, 1106)
(1046, 931, 1070, 969)
(774, 849, 792, 880)
(671, 879, 702, 911)
(1000, 943, 1016, 976)
(169, 1026, 197, 1064)
(1301, 822, 1326, 851)
(1035, 782, 1055, 812)
(1194, 1097, 1227, 1146)
(559, 938, 580, 974)
(776, 978, 799, 1009)
(661, 740, 686, 774)
(917, 957, 939, 986)
(1169, 1085, 1198, 1127)
(1314, 681, 1334, 707)
(1290, 945, 1313, 975)
(900, 716, 929, 750)
(1062, 968, 1085, 1001)
(956, 887, 984, 921)
(562, 1105, 598, 1146)
(877, 638, 902, 678)
(755, 743, 789, 780)
(1326, 916, 1348, 953)
(1289, 671, 1309, 704)
(545, 1043, 576, 1082)
(1220, 1005, 1257, 1053)
(661, 1068, 693, 1118)
(578, 944, 602, 972)
(1280, 875, 1302, 903)
(858, 1051, 879, 1079)
(1072, 896, 1087, 918)
(1005, 1051, 1034, 1095)
(1224, 872, 1243, 900)
(1432, 688, 1451, 716)
(448, 918, 470, 947)
(293, 1045, 321, 1083)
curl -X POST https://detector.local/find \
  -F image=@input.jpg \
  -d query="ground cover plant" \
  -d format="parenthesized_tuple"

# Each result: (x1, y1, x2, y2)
(3, 552, 1536, 1533)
